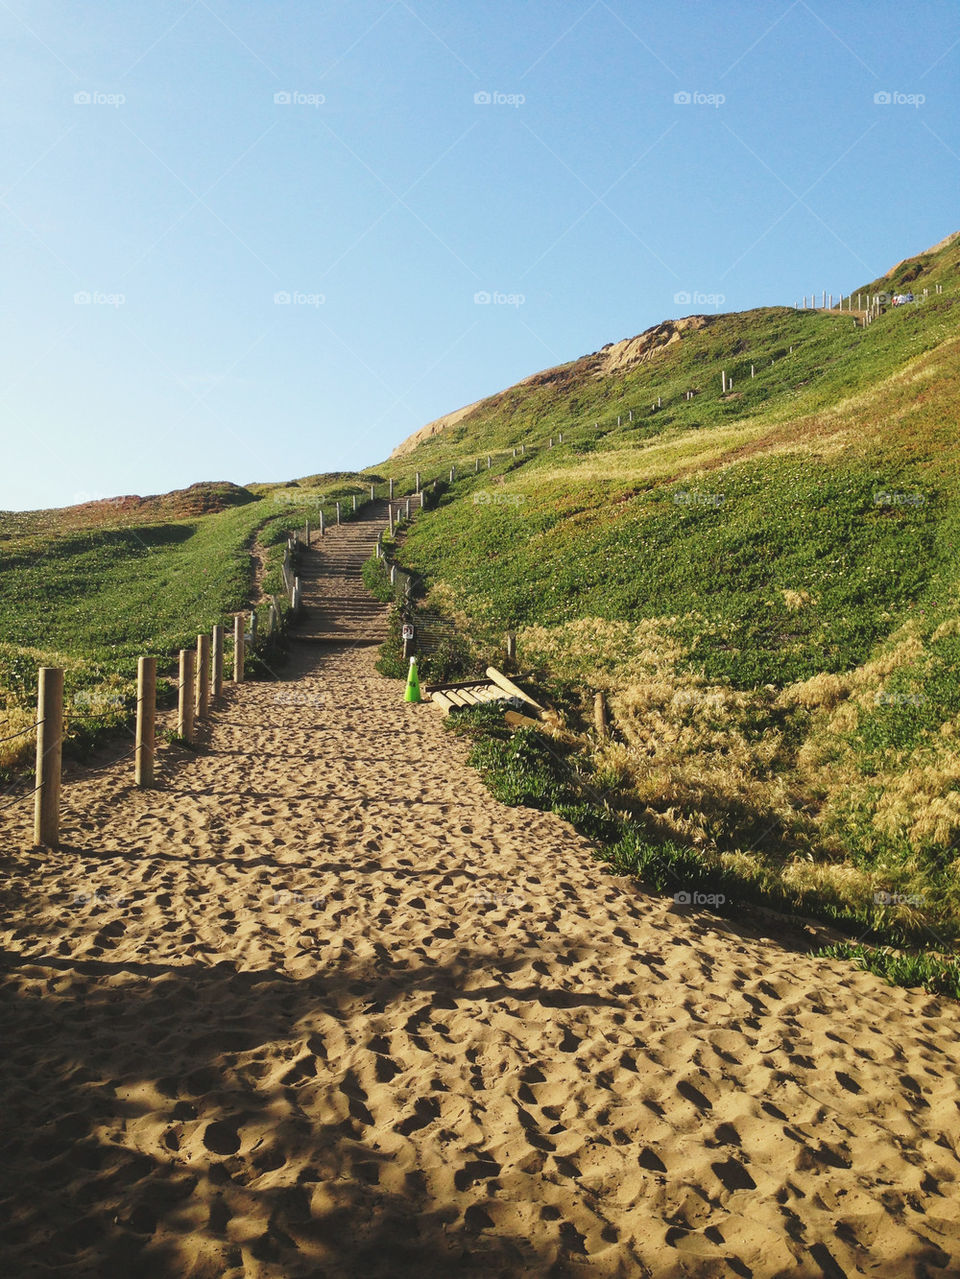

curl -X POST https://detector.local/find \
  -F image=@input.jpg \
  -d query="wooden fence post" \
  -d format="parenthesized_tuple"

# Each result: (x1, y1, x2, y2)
(486, 455, 491, 469)
(319, 510, 325, 536)
(336, 501, 341, 525)
(234, 614, 245, 684)
(212, 624, 224, 700)
(521, 443, 525, 455)
(405, 497, 411, 519)
(449, 465, 455, 482)
(135, 656, 155, 787)
(305, 520, 310, 546)
(352, 495, 357, 511)
(370, 483, 375, 501)
(249, 611, 258, 650)
(196, 634, 210, 720)
(594, 691, 610, 739)
(388, 505, 394, 534)
(415, 471, 421, 492)
(389, 478, 395, 500)
(178, 649, 195, 742)
(505, 632, 516, 663)
(268, 601, 278, 636)
(34, 666, 63, 847)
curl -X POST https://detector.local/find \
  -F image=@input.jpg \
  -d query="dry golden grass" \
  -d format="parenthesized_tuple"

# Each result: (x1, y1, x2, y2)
(515, 607, 960, 927)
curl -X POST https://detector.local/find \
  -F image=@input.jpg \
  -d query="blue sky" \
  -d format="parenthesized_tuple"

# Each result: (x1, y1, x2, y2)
(1, 0, 957, 510)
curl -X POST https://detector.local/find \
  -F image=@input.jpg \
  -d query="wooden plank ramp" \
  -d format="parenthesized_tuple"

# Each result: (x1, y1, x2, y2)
(424, 669, 540, 715)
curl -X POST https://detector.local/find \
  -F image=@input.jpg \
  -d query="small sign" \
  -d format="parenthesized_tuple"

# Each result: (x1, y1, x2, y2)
(401, 623, 414, 640)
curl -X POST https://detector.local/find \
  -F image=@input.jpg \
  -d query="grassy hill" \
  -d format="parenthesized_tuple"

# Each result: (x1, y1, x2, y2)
(373, 232, 960, 956)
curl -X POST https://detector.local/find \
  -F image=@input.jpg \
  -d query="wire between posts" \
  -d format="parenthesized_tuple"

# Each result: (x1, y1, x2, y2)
(0, 783, 42, 814)
(0, 721, 41, 745)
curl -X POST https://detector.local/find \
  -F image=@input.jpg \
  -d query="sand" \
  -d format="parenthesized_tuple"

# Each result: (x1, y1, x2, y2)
(2, 643, 960, 1278)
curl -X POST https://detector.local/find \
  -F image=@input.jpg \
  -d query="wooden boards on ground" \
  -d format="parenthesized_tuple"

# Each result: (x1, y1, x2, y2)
(485, 666, 544, 712)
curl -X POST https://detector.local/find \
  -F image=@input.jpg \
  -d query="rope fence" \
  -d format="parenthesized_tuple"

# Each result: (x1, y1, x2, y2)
(0, 517, 323, 847)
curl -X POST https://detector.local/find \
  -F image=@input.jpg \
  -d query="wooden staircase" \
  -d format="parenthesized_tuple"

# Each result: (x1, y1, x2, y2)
(287, 501, 390, 646)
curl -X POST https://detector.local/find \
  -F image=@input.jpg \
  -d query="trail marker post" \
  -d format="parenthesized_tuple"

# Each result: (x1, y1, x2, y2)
(196, 634, 210, 719)
(34, 666, 63, 847)
(178, 649, 195, 742)
(135, 656, 155, 788)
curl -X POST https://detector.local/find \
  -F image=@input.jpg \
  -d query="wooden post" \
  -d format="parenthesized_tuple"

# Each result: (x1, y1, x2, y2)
(486, 455, 491, 469)
(512, 447, 516, 457)
(549, 437, 553, 448)
(521, 443, 525, 455)
(505, 632, 517, 663)
(178, 648, 195, 742)
(34, 666, 63, 847)
(370, 483, 375, 501)
(750, 364, 755, 378)
(352, 494, 357, 511)
(721, 370, 727, 392)
(617, 414, 621, 426)
(474, 457, 479, 473)
(196, 634, 210, 720)
(390, 564, 396, 585)
(319, 510, 325, 536)
(449, 465, 455, 482)
(336, 501, 341, 525)
(249, 611, 258, 650)
(212, 624, 224, 700)
(389, 478, 395, 500)
(234, 614, 244, 684)
(405, 497, 411, 519)
(388, 504, 394, 533)
(657, 396, 661, 408)
(594, 691, 610, 739)
(268, 601, 278, 635)
(629, 410, 632, 421)
(420, 490, 425, 509)
(415, 471, 421, 492)
(135, 656, 155, 788)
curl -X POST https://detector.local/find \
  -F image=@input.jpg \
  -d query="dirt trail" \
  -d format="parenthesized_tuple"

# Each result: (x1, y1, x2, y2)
(1, 541, 960, 1276)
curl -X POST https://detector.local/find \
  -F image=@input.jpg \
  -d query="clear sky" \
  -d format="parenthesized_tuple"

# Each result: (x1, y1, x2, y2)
(1, 1, 957, 510)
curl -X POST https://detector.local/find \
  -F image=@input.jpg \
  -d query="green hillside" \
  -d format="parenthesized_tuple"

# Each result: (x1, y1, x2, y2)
(374, 232, 960, 954)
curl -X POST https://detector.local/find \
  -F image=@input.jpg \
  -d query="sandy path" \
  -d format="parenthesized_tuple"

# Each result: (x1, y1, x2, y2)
(1, 645, 960, 1278)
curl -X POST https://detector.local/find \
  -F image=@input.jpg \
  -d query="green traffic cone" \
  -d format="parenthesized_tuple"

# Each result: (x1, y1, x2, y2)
(404, 656, 421, 703)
